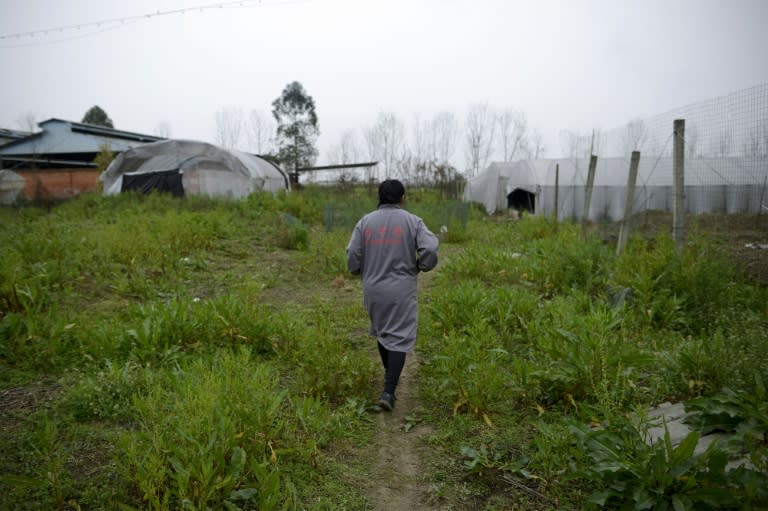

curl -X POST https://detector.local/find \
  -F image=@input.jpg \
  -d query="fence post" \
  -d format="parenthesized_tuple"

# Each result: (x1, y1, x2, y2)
(673, 119, 686, 254)
(616, 151, 641, 255)
(581, 154, 598, 238)
(554, 163, 560, 223)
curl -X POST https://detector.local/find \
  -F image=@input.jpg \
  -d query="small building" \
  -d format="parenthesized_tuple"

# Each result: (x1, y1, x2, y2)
(0, 118, 163, 201)
(0, 128, 32, 147)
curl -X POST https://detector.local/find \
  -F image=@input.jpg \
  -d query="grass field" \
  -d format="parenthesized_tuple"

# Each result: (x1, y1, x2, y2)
(1, 188, 766, 510)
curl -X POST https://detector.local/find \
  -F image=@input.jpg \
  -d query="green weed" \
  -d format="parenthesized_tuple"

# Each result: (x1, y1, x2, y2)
(273, 303, 375, 403)
(568, 418, 766, 510)
(119, 349, 297, 510)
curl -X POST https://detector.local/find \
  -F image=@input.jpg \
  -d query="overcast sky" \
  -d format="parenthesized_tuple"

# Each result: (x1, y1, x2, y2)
(1, 0, 767, 167)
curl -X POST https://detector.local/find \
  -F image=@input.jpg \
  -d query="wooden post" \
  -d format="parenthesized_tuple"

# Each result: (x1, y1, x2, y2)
(616, 151, 641, 255)
(497, 175, 509, 214)
(673, 119, 686, 254)
(553, 163, 560, 222)
(758, 173, 767, 217)
(581, 154, 598, 238)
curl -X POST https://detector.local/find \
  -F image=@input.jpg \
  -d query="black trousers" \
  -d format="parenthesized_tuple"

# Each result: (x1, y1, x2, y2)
(377, 341, 406, 396)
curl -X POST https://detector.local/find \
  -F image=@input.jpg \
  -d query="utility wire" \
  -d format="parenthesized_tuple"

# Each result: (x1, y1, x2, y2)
(0, 17, 145, 48)
(0, 0, 305, 45)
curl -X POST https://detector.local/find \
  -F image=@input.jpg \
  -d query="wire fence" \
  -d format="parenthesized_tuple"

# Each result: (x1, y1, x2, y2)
(469, 84, 768, 233)
(596, 83, 768, 219)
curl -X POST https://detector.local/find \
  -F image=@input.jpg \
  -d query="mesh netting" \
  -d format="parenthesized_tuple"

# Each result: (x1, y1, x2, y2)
(597, 83, 768, 214)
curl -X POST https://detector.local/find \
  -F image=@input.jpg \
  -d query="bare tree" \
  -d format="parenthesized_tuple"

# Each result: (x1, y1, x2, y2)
(411, 114, 430, 169)
(622, 118, 648, 155)
(362, 124, 381, 183)
(559, 130, 591, 161)
(16, 112, 41, 157)
(527, 129, 545, 159)
(16, 111, 38, 132)
(464, 102, 496, 177)
(154, 121, 172, 138)
(395, 149, 419, 184)
(365, 111, 405, 179)
(431, 111, 458, 167)
(496, 107, 528, 162)
(359, 126, 381, 184)
(327, 130, 361, 165)
(408, 113, 444, 185)
(215, 107, 244, 149)
(247, 110, 275, 155)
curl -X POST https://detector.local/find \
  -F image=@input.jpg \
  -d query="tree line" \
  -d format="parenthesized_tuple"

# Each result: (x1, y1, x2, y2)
(54, 83, 553, 184)
(35, 85, 550, 184)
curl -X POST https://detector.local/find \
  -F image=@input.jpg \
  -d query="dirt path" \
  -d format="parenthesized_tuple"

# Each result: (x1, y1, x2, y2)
(360, 264, 443, 510)
(363, 351, 439, 511)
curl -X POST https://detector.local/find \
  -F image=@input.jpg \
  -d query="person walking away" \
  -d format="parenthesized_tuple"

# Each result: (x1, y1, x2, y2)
(346, 180, 439, 411)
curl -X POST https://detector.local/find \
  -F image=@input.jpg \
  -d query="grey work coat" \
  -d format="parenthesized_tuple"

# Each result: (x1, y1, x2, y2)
(346, 204, 439, 352)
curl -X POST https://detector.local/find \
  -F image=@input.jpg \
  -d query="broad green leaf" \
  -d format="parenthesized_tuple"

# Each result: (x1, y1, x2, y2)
(230, 446, 246, 477)
(670, 432, 699, 466)
(587, 490, 614, 506)
(672, 495, 689, 511)
(633, 488, 655, 510)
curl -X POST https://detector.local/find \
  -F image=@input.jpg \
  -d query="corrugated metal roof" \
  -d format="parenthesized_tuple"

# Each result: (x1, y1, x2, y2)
(0, 127, 32, 142)
(0, 118, 163, 156)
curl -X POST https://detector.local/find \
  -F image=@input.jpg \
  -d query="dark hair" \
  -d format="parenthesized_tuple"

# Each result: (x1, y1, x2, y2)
(378, 179, 405, 206)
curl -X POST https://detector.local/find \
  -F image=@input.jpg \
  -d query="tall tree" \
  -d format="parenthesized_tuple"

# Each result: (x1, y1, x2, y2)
(527, 129, 545, 159)
(431, 111, 457, 168)
(82, 105, 114, 128)
(327, 129, 361, 165)
(326, 129, 363, 186)
(215, 107, 244, 149)
(247, 110, 275, 155)
(272, 81, 319, 172)
(464, 102, 495, 177)
(497, 107, 528, 162)
(622, 118, 648, 155)
(559, 130, 592, 161)
(411, 113, 430, 169)
(364, 111, 405, 179)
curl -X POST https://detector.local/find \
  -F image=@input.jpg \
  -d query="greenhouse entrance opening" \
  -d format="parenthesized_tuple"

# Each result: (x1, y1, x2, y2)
(507, 188, 535, 213)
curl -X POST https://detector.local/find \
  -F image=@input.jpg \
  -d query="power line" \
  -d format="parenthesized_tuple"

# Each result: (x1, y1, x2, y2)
(0, 0, 303, 45)
(0, 18, 146, 48)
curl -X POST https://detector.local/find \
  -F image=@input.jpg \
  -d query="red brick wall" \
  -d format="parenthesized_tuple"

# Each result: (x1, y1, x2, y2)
(16, 169, 100, 200)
